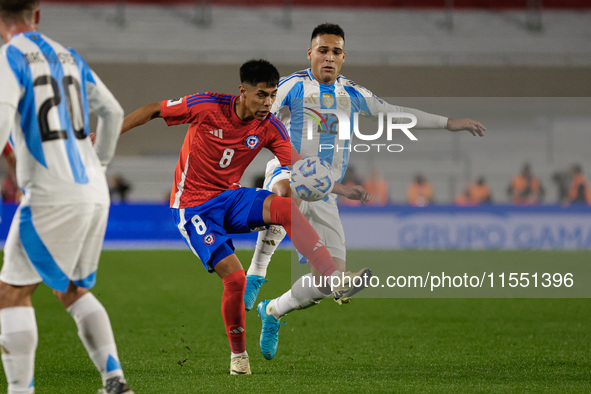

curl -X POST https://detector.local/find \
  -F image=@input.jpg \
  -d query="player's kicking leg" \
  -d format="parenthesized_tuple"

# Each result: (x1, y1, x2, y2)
(257, 194, 372, 359)
(257, 267, 371, 360)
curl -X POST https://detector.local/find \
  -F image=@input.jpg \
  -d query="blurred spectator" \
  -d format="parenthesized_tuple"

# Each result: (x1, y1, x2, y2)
(552, 169, 570, 204)
(407, 173, 433, 207)
(568, 164, 591, 204)
(109, 174, 132, 203)
(469, 176, 492, 204)
(339, 166, 363, 206)
(455, 176, 492, 205)
(508, 163, 544, 205)
(454, 187, 473, 206)
(363, 168, 389, 206)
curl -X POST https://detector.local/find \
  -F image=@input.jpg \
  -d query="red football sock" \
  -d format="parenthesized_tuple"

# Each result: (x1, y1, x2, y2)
(221, 270, 246, 354)
(270, 196, 338, 277)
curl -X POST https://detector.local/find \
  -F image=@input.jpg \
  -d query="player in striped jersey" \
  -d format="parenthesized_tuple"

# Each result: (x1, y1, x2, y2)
(120, 59, 369, 375)
(248, 23, 486, 360)
(0, 1, 132, 393)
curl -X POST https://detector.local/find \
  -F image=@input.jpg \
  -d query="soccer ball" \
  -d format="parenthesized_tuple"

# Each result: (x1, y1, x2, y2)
(290, 156, 334, 201)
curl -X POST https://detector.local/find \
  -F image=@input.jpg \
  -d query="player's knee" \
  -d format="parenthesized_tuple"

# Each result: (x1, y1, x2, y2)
(0, 282, 35, 308)
(272, 179, 291, 198)
(53, 284, 89, 308)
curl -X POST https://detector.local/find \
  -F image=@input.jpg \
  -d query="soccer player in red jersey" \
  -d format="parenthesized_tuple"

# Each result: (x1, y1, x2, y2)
(120, 60, 369, 375)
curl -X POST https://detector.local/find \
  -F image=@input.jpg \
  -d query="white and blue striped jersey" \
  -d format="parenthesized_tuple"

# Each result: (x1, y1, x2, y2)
(0, 32, 123, 205)
(272, 68, 448, 188)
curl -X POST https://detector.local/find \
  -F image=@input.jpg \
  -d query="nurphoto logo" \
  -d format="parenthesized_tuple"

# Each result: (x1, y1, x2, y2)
(304, 108, 417, 153)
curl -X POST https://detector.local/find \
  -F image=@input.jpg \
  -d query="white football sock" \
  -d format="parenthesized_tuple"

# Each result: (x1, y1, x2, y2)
(268, 273, 328, 319)
(247, 225, 286, 277)
(0, 307, 37, 394)
(67, 293, 124, 384)
(230, 350, 248, 359)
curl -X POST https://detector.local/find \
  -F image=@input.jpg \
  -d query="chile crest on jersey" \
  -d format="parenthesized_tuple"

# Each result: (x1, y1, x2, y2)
(245, 135, 260, 149)
(203, 232, 215, 246)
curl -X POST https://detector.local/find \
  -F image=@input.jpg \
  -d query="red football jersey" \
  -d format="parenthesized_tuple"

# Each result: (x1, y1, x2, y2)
(161, 92, 295, 208)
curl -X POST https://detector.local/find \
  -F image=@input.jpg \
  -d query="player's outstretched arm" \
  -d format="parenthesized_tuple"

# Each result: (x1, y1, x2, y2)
(447, 118, 486, 136)
(90, 101, 159, 143)
(332, 182, 371, 204)
(121, 102, 162, 134)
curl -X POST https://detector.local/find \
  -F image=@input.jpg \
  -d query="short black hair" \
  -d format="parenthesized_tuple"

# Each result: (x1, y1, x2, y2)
(0, 0, 38, 21)
(240, 59, 279, 88)
(311, 23, 345, 42)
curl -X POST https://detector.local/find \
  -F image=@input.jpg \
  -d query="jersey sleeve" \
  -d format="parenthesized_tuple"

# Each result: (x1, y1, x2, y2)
(0, 46, 21, 154)
(160, 95, 201, 126)
(271, 77, 291, 115)
(349, 81, 448, 129)
(272, 72, 305, 116)
(266, 115, 300, 165)
(0, 46, 23, 108)
(71, 47, 124, 166)
(70, 48, 123, 123)
(87, 69, 124, 166)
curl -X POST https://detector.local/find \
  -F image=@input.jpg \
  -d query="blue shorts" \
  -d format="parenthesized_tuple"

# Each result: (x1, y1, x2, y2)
(172, 188, 273, 272)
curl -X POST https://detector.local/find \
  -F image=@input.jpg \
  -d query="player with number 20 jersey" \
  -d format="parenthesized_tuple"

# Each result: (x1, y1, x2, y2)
(0, 31, 122, 291)
(0, 1, 131, 392)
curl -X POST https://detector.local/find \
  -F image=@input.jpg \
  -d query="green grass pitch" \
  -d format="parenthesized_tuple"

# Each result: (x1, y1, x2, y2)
(1, 250, 589, 393)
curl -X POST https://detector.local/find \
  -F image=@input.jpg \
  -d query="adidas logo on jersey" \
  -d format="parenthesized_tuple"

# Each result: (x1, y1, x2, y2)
(209, 129, 223, 139)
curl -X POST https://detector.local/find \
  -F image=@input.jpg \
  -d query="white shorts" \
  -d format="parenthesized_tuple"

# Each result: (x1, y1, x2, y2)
(0, 203, 109, 292)
(264, 158, 346, 261)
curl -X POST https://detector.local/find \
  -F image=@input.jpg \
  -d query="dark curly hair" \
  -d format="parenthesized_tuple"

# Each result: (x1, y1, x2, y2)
(311, 23, 345, 42)
(240, 59, 280, 88)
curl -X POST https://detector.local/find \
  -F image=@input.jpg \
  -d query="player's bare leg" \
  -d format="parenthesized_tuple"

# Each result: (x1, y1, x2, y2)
(0, 282, 37, 394)
(214, 254, 251, 375)
(54, 282, 132, 393)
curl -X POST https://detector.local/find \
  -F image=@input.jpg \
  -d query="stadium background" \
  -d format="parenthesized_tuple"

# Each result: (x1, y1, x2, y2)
(2, 0, 590, 249)
(4, 0, 588, 204)
(0, 2, 590, 392)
